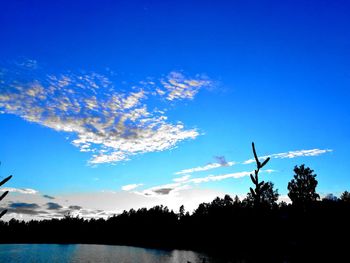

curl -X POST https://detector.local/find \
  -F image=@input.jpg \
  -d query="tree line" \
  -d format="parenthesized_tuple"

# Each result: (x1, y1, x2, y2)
(0, 143, 349, 262)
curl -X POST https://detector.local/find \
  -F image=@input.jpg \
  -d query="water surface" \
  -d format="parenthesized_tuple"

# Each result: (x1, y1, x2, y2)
(0, 244, 225, 263)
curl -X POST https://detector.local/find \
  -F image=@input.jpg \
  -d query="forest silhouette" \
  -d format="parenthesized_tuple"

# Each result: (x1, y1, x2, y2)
(0, 143, 349, 262)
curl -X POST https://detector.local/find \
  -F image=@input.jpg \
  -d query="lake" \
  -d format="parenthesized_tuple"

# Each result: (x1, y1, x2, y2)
(0, 244, 226, 263)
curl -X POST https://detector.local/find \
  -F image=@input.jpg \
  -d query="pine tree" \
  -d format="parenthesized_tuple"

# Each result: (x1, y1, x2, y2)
(287, 164, 319, 206)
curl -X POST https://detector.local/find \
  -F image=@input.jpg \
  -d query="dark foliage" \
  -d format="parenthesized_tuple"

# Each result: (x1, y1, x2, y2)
(0, 194, 349, 261)
(0, 147, 349, 261)
(288, 164, 320, 207)
(244, 181, 279, 208)
(340, 191, 350, 202)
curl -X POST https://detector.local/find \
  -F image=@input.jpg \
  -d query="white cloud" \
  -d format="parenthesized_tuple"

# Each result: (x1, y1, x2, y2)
(135, 169, 275, 198)
(176, 148, 332, 175)
(0, 187, 38, 194)
(88, 122, 199, 164)
(121, 184, 143, 191)
(272, 149, 333, 158)
(243, 149, 333, 164)
(175, 161, 235, 175)
(0, 63, 209, 164)
(173, 175, 191, 182)
(159, 71, 212, 101)
(189, 171, 253, 184)
(136, 182, 184, 197)
(15, 58, 38, 69)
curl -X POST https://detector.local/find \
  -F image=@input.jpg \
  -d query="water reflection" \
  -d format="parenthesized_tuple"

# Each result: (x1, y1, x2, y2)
(0, 244, 222, 263)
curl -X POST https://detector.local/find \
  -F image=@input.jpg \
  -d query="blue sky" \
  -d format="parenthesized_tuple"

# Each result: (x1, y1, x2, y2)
(0, 0, 349, 220)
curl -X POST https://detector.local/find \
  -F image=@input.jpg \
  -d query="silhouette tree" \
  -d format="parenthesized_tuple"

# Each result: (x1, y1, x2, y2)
(279, 201, 288, 208)
(233, 195, 241, 206)
(223, 194, 233, 207)
(340, 191, 350, 202)
(257, 181, 279, 207)
(244, 181, 279, 208)
(287, 164, 320, 206)
(322, 193, 338, 202)
(178, 205, 185, 219)
(248, 142, 271, 207)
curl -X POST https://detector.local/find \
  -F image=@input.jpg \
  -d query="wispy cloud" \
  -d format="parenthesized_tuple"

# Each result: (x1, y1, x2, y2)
(1, 187, 38, 194)
(188, 171, 253, 184)
(137, 170, 274, 197)
(173, 175, 191, 182)
(0, 61, 211, 164)
(43, 194, 55, 199)
(46, 202, 63, 210)
(175, 149, 332, 175)
(214, 156, 231, 166)
(142, 147, 332, 197)
(69, 205, 82, 210)
(242, 149, 333, 164)
(159, 71, 211, 101)
(14, 58, 38, 69)
(135, 182, 192, 197)
(121, 183, 143, 191)
(175, 160, 236, 175)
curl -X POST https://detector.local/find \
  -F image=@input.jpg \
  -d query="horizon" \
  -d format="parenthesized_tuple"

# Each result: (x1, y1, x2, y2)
(1, 0, 349, 221)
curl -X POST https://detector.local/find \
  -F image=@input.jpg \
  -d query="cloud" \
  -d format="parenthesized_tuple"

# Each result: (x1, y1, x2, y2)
(43, 195, 55, 199)
(214, 156, 230, 166)
(69, 208, 116, 219)
(0, 187, 38, 194)
(137, 170, 264, 197)
(46, 202, 63, 210)
(243, 149, 333, 164)
(15, 58, 38, 69)
(176, 148, 332, 175)
(121, 184, 143, 191)
(138, 183, 180, 196)
(136, 183, 192, 197)
(69, 205, 82, 210)
(7, 202, 45, 216)
(189, 171, 253, 184)
(5, 200, 103, 220)
(0, 62, 209, 164)
(175, 160, 235, 175)
(1, 184, 233, 220)
(153, 188, 173, 195)
(137, 169, 275, 198)
(9, 202, 40, 209)
(132, 147, 331, 198)
(159, 71, 212, 101)
(5, 200, 105, 220)
(173, 175, 191, 182)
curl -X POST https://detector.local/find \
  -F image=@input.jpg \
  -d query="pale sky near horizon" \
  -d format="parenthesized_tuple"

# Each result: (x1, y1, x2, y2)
(0, 0, 349, 220)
